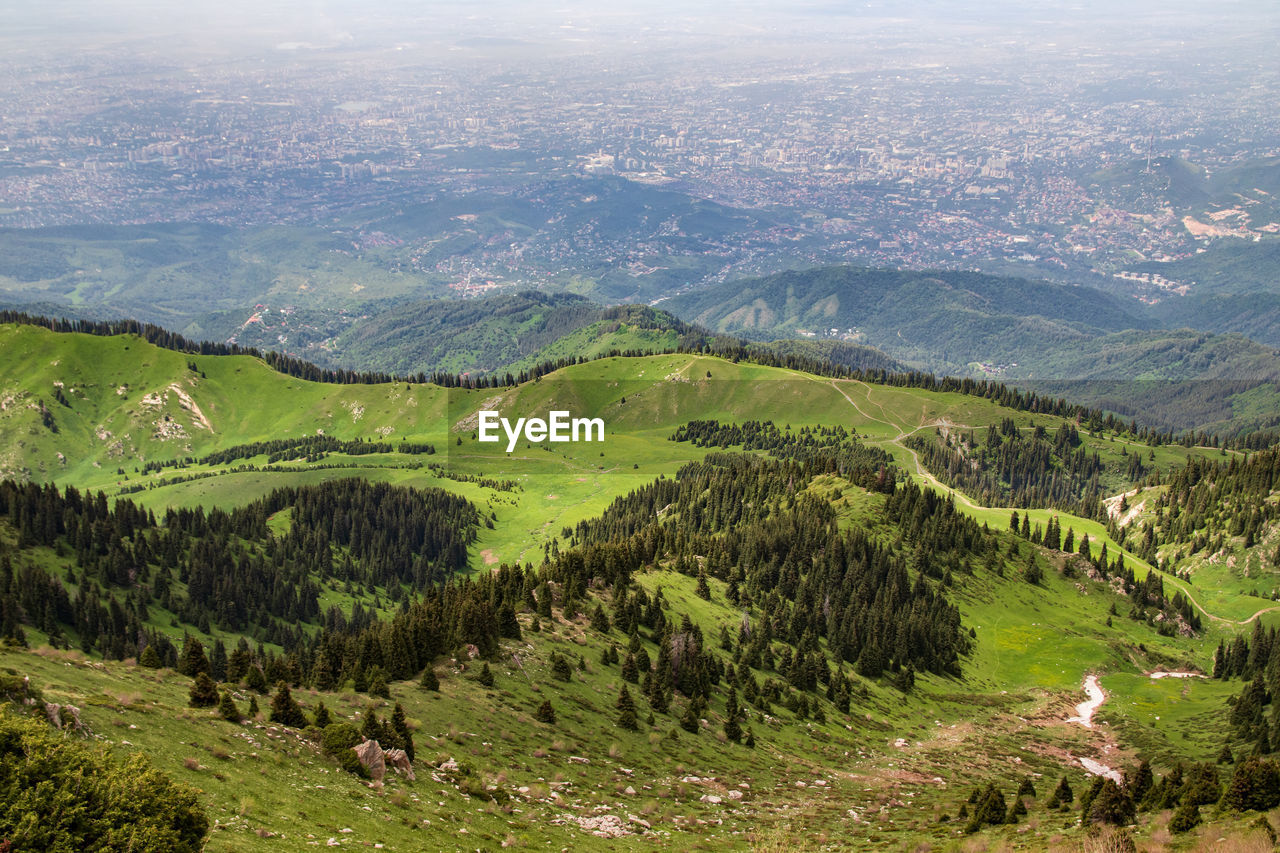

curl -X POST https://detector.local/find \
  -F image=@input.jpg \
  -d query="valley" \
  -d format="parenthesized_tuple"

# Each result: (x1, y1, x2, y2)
(2, 321, 1279, 849)
(3, 6, 1279, 849)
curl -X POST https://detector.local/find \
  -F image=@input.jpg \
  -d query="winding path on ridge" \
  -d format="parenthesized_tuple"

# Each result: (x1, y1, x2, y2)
(809, 375, 1280, 628)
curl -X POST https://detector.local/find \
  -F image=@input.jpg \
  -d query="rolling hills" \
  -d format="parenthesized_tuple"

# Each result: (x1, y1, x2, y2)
(0, 175, 795, 330)
(3, 322, 1280, 850)
(664, 264, 1280, 435)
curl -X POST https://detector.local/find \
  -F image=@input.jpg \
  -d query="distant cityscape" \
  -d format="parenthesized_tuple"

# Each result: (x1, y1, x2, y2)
(2, 13, 1278, 301)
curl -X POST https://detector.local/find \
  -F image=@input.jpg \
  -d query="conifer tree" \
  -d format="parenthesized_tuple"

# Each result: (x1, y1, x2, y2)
(361, 710, 382, 743)
(1024, 553, 1043, 585)
(1127, 759, 1153, 805)
(391, 702, 414, 761)
(679, 700, 700, 734)
(269, 683, 308, 729)
(369, 668, 391, 699)
(1169, 799, 1201, 833)
(209, 639, 228, 682)
(177, 636, 210, 678)
(723, 686, 743, 743)
(616, 686, 639, 731)
(244, 664, 268, 694)
(535, 700, 556, 724)
(421, 668, 440, 691)
(218, 689, 242, 723)
(189, 672, 218, 708)
(498, 603, 522, 640)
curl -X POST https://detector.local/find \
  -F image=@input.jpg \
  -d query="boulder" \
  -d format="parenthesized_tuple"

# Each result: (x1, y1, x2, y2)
(384, 747, 415, 781)
(44, 702, 88, 733)
(353, 739, 386, 782)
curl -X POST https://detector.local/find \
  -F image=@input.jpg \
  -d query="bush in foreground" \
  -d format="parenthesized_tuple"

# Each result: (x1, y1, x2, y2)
(0, 706, 208, 851)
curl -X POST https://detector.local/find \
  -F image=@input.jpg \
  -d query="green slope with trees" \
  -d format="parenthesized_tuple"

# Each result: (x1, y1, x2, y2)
(3, 320, 1280, 849)
(665, 264, 1280, 436)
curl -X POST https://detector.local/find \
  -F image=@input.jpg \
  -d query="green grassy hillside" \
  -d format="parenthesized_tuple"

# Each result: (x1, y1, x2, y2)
(322, 293, 688, 378)
(3, 323, 1280, 850)
(663, 265, 1280, 435)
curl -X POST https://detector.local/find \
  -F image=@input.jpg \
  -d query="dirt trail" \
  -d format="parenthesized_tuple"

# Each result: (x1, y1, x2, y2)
(811, 374, 1280, 627)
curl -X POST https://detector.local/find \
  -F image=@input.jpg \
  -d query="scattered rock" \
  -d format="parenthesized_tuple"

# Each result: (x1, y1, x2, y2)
(353, 739, 386, 782)
(44, 702, 88, 733)
(385, 748, 415, 781)
(727, 790, 744, 800)
(569, 756, 590, 764)
(700, 794, 722, 804)
(573, 814, 631, 838)
(624, 786, 636, 795)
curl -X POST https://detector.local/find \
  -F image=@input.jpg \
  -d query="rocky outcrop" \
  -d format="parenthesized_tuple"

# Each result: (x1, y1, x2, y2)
(353, 739, 386, 782)
(44, 702, 88, 733)
(384, 748, 415, 781)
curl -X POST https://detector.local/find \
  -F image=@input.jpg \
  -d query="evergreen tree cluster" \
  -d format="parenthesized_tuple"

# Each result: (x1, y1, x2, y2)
(145, 434, 436, 472)
(1126, 448, 1280, 565)
(551, 455, 972, 679)
(1008, 509, 1201, 634)
(908, 420, 1105, 518)
(1213, 620, 1280, 757)
(670, 419, 896, 492)
(0, 478, 478, 655)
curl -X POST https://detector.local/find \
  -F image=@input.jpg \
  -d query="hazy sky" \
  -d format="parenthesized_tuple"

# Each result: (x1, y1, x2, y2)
(5, 0, 1277, 61)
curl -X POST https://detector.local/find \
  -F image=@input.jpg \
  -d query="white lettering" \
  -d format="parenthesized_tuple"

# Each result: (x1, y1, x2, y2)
(478, 410, 500, 443)
(549, 410, 571, 442)
(478, 410, 604, 450)
(502, 416, 526, 453)
(573, 416, 605, 442)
